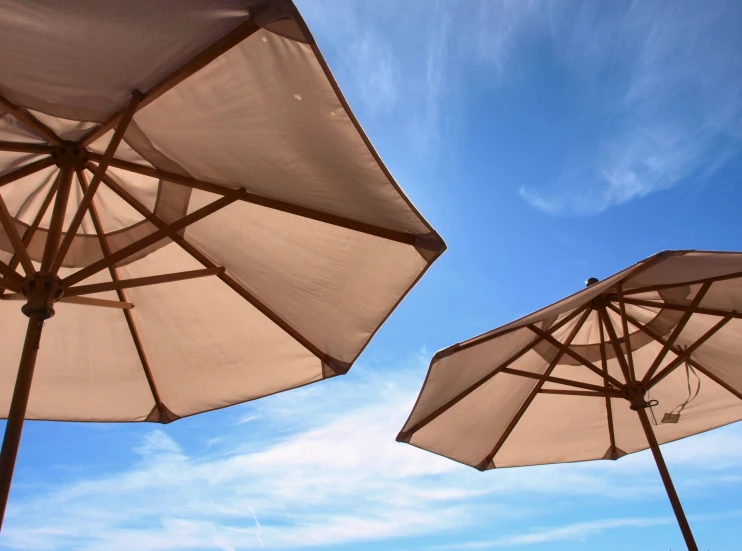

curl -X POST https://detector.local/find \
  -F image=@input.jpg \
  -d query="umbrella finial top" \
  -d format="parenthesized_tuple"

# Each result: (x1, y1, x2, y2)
(585, 277, 599, 288)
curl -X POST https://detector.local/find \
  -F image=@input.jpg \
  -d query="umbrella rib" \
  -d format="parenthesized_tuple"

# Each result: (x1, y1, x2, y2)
(57, 296, 134, 309)
(647, 314, 733, 389)
(0, 157, 56, 189)
(39, 164, 74, 271)
(621, 297, 742, 320)
(0, 194, 35, 276)
(598, 315, 619, 459)
(78, 19, 260, 147)
(94, 168, 338, 367)
(0, 261, 24, 290)
(51, 92, 142, 275)
(397, 307, 588, 442)
(87, 154, 443, 252)
(599, 307, 631, 384)
(61, 187, 245, 288)
(0, 172, 60, 297)
(0, 141, 55, 154)
(65, 267, 224, 296)
(75, 169, 169, 422)
(641, 281, 712, 385)
(475, 308, 593, 470)
(608, 304, 742, 401)
(622, 270, 742, 296)
(0, 94, 63, 145)
(615, 285, 636, 382)
(527, 324, 625, 389)
(538, 389, 619, 398)
(499, 367, 618, 394)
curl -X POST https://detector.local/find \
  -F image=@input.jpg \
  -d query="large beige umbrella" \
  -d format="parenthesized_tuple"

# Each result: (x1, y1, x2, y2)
(398, 250, 742, 551)
(0, 0, 445, 530)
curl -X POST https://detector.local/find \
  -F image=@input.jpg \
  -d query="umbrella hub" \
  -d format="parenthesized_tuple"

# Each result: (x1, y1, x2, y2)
(51, 142, 87, 169)
(622, 382, 652, 410)
(20, 272, 63, 320)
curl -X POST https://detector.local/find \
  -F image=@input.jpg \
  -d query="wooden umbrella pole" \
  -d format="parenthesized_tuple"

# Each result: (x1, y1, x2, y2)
(0, 311, 45, 531)
(636, 408, 698, 551)
(0, 161, 70, 532)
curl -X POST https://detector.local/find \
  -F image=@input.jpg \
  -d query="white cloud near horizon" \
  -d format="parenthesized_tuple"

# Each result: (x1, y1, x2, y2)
(3, 359, 742, 551)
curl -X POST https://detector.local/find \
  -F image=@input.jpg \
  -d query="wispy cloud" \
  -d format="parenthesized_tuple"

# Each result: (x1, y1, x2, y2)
(300, 0, 741, 214)
(516, 0, 742, 215)
(4, 359, 742, 551)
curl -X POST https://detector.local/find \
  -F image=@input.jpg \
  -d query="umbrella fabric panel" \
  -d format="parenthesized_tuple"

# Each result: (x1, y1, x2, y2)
(625, 251, 742, 290)
(680, 316, 742, 394)
(182, 190, 428, 364)
(118, 244, 322, 419)
(409, 364, 540, 468)
(132, 27, 433, 236)
(492, 391, 612, 468)
(610, 368, 742, 455)
(0, 268, 155, 422)
(0, 0, 251, 122)
(400, 326, 542, 433)
(0, 161, 57, 226)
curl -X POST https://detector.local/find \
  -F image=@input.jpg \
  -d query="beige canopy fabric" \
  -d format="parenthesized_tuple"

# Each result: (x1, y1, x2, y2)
(0, 0, 445, 423)
(0, 0, 444, 530)
(398, 250, 742, 551)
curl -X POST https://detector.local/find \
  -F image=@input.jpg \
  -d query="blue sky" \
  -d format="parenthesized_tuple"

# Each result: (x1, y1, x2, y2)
(3, 0, 742, 549)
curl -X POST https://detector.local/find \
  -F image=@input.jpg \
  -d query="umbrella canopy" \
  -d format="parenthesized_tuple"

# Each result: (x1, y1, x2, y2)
(0, 0, 445, 529)
(398, 250, 742, 551)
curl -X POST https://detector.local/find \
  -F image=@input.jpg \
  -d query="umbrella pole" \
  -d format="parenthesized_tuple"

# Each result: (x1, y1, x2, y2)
(636, 408, 698, 551)
(0, 310, 46, 531)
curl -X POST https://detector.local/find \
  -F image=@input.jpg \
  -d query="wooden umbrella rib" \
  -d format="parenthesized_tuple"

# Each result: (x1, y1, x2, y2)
(500, 367, 615, 394)
(622, 270, 742, 296)
(0, 172, 60, 300)
(0, 261, 24, 289)
(58, 296, 133, 309)
(599, 307, 632, 384)
(76, 169, 168, 422)
(622, 297, 742, 320)
(538, 389, 621, 398)
(96, 168, 334, 366)
(51, 93, 143, 275)
(0, 157, 56, 189)
(648, 313, 734, 389)
(66, 267, 224, 297)
(40, 164, 74, 272)
(608, 305, 742, 401)
(616, 285, 636, 382)
(0, 277, 22, 293)
(62, 188, 244, 288)
(434, 302, 587, 361)
(598, 316, 618, 458)
(0, 94, 62, 145)
(79, 19, 260, 147)
(527, 324, 625, 389)
(687, 358, 742, 402)
(476, 308, 593, 469)
(398, 306, 590, 440)
(641, 281, 712, 385)
(88, 156, 439, 250)
(0, 195, 35, 276)
(0, 141, 55, 154)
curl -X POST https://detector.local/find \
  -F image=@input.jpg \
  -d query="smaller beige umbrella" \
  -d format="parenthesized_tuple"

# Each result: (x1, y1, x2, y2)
(398, 250, 742, 551)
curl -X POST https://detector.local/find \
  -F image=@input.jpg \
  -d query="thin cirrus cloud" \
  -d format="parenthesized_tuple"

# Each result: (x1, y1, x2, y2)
(4, 359, 742, 551)
(515, 0, 742, 215)
(300, 0, 741, 215)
